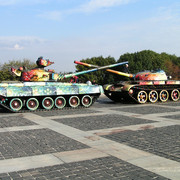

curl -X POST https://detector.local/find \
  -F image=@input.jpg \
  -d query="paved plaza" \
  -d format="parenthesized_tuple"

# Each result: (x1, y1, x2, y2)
(0, 95, 180, 180)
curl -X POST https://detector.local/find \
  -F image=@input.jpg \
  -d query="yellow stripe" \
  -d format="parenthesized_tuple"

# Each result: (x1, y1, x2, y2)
(105, 85, 112, 90)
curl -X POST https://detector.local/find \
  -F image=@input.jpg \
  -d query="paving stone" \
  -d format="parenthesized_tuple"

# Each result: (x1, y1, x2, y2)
(53, 114, 156, 131)
(0, 129, 88, 160)
(0, 156, 168, 180)
(94, 98, 131, 108)
(159, 101, 180, 106)
(103, 125, 180, 162)
(114, 105, 179, 114)
(0, 116, 36, 128)
(33, 108, 99, 117)
(163, 114, 180, 120)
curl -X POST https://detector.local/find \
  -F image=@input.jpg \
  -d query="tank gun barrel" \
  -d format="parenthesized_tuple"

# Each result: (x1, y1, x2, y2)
(63, 61, 129, 79)
(105, 69, 134, 78)
(74, 61, 134, 78)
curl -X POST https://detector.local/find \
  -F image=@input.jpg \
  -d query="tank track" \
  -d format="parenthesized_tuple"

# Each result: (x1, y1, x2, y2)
(104, 84, 180, 104)
(129, 84, 180, 103)
(0, 95, 99, 113)
(104, 91, 134, 103)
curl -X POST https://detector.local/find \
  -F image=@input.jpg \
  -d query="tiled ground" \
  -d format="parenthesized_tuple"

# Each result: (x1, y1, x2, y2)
(103, 125, 180, 162)
(0, 96, 180, 180)
(112, 105, 180, 114)
(159, 101, 180, 107)
(0, 156, 168, 180)
(0, 116, 36, 128)
(53, 114, 156, 131)
(0, 129, 88, 160)
(163, 114, 180, 120)
(34, 108, 100, 117)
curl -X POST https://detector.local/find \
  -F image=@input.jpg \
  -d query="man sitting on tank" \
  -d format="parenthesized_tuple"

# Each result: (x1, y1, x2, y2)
(123, 64, 129, 73)
(70, 75, 79, 83)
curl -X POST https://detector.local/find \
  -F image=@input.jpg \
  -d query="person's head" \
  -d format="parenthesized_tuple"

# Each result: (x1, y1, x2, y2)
(125, 64, 129, 68)
(19, 67, 23, 71)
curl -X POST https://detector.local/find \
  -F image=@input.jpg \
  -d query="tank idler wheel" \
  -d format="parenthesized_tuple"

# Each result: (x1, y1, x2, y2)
(149, 90, 158, 103)
(10, 98, 23, 112)
(171, 89, 180, 101)
(26, 98, 39, 111)
(81, 95, 92, 107)
(159, 90, 169, 102)
(69, 96, 80, 108)
(137, 91, 147, 103)
(55, 96, 66, 109)
(42, 97, 54, 110)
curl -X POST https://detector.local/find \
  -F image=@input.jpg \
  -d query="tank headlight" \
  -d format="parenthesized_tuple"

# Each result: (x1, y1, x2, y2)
(129, 89, 133, 94)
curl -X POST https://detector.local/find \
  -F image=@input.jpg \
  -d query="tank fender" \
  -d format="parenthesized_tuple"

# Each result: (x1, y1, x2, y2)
(122, 84, 135, 92)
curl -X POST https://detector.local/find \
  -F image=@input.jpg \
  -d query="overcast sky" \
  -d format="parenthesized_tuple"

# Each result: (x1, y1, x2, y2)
(0, 0, 180, 72)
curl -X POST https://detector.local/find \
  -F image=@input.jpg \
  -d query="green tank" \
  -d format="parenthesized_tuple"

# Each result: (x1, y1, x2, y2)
(0, 57, 124, 112)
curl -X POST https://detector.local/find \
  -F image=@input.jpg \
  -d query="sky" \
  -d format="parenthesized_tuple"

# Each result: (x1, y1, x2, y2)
(0, 0, 180, 72)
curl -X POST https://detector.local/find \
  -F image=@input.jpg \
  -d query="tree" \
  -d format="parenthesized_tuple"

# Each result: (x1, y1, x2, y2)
(164, 60, 180, 79)
(118, 50, 164, 73)
(0, 59, 36, 81)
(0, 59, 36, 71)
(117, 50, 180, 79)
(0, 70, 17, 81)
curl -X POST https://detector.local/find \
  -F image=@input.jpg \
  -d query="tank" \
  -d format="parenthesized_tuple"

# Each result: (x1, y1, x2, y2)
(74, 61, 180, 104)
(0, 57, 126, 112)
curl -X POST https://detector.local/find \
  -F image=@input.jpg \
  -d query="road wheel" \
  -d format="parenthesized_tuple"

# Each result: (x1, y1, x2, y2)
(55, 96, 66, 109)
(159, 90, 169, 102)
(10, 98, 23, 112)
(81, 95, 92, 107)
(42, 97, 54, 109)
(26, 98, 39, 111)
(171, 89, 180, 101)
(69, 96, 80, 108)
(149, 90, 158, 103)
(137, 91, 147, 103)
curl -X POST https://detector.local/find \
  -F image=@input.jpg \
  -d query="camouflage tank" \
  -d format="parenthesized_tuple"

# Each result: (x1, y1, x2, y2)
(0, 57, 125, 112)
(75, 61, 180, 104)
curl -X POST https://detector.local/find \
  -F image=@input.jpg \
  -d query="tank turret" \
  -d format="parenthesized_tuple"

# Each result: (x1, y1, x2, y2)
(75, 61, 180, 104)
(11, 57, 55, 81)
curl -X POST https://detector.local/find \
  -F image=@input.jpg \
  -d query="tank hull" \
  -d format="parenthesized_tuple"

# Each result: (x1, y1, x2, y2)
(104, 80, 180, 103)
(0, 82, 103, 112)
